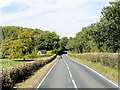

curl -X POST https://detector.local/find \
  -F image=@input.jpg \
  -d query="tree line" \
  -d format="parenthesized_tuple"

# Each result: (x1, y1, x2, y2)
(66, 1, 120, 53)
(1, 26, 68, 59)
(0, 26, 2, 47)
(1, 1, 119, 59)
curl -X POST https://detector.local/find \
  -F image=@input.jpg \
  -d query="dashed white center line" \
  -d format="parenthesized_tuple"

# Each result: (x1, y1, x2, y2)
(67, 66, 70, 70)
(69, 71, 72, 77)
(63, 59, 78, 89)
(72, 79, 77, 88)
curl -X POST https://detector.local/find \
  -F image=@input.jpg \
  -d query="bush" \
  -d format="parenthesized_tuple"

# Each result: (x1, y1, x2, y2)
(47, 51, 52, 54)
(2, 54, 56, 89)
(52, 48, 58, 54)
(68, 52, 118, 69)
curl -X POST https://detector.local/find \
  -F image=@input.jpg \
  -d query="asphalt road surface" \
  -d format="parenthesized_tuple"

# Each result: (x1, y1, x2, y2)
(36, 54, 118, 89)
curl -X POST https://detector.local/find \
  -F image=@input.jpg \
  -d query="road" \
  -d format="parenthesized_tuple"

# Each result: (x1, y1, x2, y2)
(36, 54, 118, 89)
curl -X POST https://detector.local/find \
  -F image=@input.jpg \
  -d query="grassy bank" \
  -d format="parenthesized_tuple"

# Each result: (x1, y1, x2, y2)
(14, 56, 57, 88)
(67, 54, 118, 83)
(1, 55, 52, 69)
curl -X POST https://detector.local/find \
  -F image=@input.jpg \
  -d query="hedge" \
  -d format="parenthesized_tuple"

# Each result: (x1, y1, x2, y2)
(1, 54, 56, 89)
(68, 53, 118, 69)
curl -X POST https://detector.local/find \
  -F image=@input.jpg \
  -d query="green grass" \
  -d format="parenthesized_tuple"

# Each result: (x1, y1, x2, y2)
(1, 59, 28, 69)
(67, 54, 118, 83)
(1, 55, 53, 69)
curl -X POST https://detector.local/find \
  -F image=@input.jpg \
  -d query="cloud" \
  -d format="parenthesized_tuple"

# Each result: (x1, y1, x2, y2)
(0, 0, 88, 22)
(0, 0, 114, 37)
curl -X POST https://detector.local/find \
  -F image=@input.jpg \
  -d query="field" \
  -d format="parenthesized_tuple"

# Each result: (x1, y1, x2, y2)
(1, 54, 52, 69)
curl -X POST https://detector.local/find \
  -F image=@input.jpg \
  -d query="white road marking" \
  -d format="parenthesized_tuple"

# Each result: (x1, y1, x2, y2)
(63, 58, 78, 89)
(36, 59, 58, 89)
(72, 79, 78, 89)
(69, 71, 72, 77)
(64, 60, 68, 66)
(67, 66, 70, 70)
(69, 58, 119, 87)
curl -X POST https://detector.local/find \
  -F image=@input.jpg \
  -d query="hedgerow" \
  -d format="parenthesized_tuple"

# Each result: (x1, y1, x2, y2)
(68, 53, 118, 69)
(1, 54, 56, 89)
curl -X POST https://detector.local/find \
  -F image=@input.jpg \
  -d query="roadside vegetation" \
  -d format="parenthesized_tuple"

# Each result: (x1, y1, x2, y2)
(66, 1, 120, 53)
(67, 53, 118, 83)
(1, 12, 68, 90)
(0, 0, 119, 89)
(68, 53, 118, 69)
(0, 46, 1, 59)
(2, 54, 56, 89)
(1, 23, 68, 89)
(1, 55, 52, 69)
(66, 0, 119, 83)
(1, 26, 68, 60)
(14, 56, 58, 88)
(0, 26, 2, 59)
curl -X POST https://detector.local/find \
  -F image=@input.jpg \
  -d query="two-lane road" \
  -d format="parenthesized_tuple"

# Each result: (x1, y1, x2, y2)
(36, 54, 118, 89)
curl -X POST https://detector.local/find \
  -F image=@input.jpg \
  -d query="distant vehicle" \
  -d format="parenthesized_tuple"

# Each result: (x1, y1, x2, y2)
(59, 55, 62, 59)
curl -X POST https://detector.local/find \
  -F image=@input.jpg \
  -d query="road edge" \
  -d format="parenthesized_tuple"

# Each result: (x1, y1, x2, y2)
(66, 55, 119, 88)
(35, 57, 58, 89)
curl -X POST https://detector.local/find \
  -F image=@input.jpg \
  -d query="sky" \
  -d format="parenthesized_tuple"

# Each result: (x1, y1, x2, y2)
(0, 0, 114, 38)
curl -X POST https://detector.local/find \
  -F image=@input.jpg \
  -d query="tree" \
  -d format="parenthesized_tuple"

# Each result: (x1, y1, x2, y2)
(59, 37, 68, 50)
(66, 38, 76, 53)
(100, 1, 120, 52)
(1, 26, 60, 58)
(9, 29, 36, 60)
(66, 0, 120, 53)
(36, 31, 59, 50)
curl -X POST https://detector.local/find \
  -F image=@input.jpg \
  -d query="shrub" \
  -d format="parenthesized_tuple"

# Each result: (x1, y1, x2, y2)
(68, 52, 118, 69)
(47, 51, 52, 54)
(2, 54, 56, 89)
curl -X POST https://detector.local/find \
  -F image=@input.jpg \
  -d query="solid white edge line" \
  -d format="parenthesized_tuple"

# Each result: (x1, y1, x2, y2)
(36, 59, 58, 89)
(69, 58, 119, 87)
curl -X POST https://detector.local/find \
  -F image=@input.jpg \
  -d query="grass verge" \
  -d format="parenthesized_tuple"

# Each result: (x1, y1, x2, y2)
(14, 56, 58, 88)
(67, 54, 118, 83)
(1, 55, 52, 69)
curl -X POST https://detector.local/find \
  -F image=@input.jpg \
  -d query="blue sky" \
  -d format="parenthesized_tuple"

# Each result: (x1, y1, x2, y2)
(0, 0, 114, 38)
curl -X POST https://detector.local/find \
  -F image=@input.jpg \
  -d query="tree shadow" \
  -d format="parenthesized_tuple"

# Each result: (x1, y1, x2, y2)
(13, 60, 34, 62)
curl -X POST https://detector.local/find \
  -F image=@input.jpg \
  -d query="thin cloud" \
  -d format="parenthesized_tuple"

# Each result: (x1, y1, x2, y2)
(0, 0, 114, 37)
